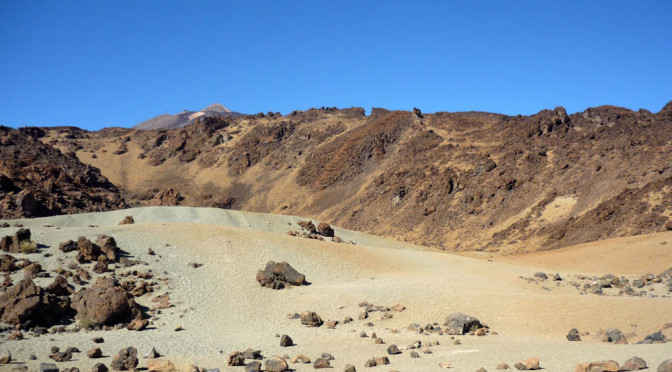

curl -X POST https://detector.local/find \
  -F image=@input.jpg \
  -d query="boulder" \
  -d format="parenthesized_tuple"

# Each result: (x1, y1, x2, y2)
(119, 216, 134, 225)
(621, 356, 647, 371)
(88, 348, 103, 358)
(240, 348, 262, 360)
(313, 358, 330, 368)
(264, 356, 289, 372)
(280, 334, 294, 347)
(316, 223, 334, 237)
(606, 328, 627, 344)
(566, 328, 581, 341)
(574, 360, 619, 372)
(300, 311, 323, 327)
(39, 363, 59, 372)
(110, 347, 138, 371)
(0, 279, 69, 326)
(147, 359, 176, 372)
(387, 344, 400, 355)
(245, 362, 262, 372)
(96, 235, 119, 261)
(46, 275, 72, 296)
(71, 277, 141, 327)
(444, 313, 483, 335)
(0, 254, 18, 272)
(514, 358, 540, 370)
(658, 360, 672, 372)
(127, 318, 149, 331)
(76, 236, 103, 263)
(228, 351, 245, 366)
(59, 240, 78, 253)
(92, 363, 109, 372)
(0, 350, 10, 364)
(256, 261, 306, 289)
(298, 221, 317, 233)
(144, 347, 159, 359)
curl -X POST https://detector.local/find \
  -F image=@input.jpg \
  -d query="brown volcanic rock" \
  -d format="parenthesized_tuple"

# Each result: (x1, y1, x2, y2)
(256, 261, 307, 289)
(0, 126, 126, 219)
(70, 277, 141, 327)
(0, 279, 70, 326)
(151, 188, 181, 206)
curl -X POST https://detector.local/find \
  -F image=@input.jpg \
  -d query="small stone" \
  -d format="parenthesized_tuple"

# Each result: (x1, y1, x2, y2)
(364, 359, 376, 367)
(313, 358, 331, 369)
(343, 364, 356, 372)
(387, 344, 400, 355)
(88, 348, 103, 358)
(144, 347, 160, 359)
(657, 360, 672, 372)
(374, 356, 389, 365)
(477, 368, 488, 372)
(439, 362, 451, 369)
(497, 364, 510, 370)
(566, 328, 581, 341)
(410, 351, 420, 358)
(359, 331, 368, 338)
(280, 334, 294, 347)
(93, 337, 104, 343)
(174, 325, 183, 331)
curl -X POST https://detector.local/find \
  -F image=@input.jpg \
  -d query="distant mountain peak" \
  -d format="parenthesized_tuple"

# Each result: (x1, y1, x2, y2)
(202, 103, 231, 113)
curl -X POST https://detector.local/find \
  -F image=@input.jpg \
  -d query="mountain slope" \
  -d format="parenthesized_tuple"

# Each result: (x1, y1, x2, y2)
(6, 101, 672, 253)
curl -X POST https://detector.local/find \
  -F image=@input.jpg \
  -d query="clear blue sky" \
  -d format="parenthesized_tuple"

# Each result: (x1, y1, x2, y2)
(1, 1, 670, 130)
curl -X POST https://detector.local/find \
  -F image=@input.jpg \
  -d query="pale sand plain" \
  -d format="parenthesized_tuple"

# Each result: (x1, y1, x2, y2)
(0, 207, 671, 371)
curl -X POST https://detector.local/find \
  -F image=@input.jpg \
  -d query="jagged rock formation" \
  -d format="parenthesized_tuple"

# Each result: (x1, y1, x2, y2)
(0, 126, 126, 218)
(2, 102, 672, 253)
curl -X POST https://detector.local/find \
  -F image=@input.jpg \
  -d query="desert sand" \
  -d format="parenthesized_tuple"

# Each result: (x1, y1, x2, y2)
(1, 207, 671, 371)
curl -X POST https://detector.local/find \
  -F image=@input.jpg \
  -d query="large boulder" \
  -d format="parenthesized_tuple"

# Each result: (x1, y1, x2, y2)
(658, 360, 672, 372)
(0, 279, 69, 326)
(256, 261, 306, 289)
(444, 313, 483, 335)
(0, 254, 18, 272)
(70, 277, 141, 327)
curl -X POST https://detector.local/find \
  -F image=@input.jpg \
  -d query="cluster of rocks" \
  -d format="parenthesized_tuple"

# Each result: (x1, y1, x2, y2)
(0, 231, 172, 340)
(567, 324, 670, 345)
(574, 356, 671, 372)
(1, 228, 37, 254)
(287, 220, 351, 244)
(523, 269, 672, 298)
(256, 261, 307, 290)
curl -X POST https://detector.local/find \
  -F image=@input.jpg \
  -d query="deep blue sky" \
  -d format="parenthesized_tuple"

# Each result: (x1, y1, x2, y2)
(1, 1, 671, 130)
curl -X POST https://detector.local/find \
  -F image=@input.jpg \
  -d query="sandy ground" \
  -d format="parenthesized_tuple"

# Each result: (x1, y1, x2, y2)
(0, 207, 671, 371)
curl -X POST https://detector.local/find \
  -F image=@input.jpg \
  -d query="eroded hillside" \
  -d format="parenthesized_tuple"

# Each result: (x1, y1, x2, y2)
(3, 102, 672, 253)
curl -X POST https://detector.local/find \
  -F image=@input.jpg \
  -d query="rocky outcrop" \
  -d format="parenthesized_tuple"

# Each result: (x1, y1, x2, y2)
(0, 279, 70, 326)
(256, 261, 307, 289)
(0, 126, 126, 219)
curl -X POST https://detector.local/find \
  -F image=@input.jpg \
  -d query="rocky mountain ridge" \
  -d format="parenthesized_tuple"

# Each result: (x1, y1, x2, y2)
(2, 101, 672, 253)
